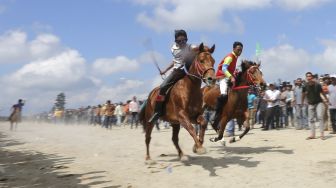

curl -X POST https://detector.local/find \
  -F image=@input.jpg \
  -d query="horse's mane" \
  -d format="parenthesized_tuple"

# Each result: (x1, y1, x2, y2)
(235, 60, 256, 86)
(183, 45, 197, 71)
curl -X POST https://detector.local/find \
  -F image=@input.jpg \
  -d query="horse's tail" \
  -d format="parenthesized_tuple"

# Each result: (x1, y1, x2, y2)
(138, 99, 147, 127)
(139, 87, 159, 130)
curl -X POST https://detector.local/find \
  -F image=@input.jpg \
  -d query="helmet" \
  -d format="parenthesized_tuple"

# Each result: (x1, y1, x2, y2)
(174, 29, 187, 40)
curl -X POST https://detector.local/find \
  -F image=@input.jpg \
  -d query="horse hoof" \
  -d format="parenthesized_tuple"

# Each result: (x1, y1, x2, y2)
(196, 147, 206, 155)
(145, 159, 156, 165)
(220, 140, 226, 146)
(180, 155, 189, 162)
(209, 137, 217, 142)
(229, 136, 239, 143)
(192, 145, 197, 153)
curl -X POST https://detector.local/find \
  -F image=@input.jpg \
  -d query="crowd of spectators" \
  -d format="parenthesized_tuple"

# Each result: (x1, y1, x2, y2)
(33, 72, 336, 139)
(224, 72, 336, 139)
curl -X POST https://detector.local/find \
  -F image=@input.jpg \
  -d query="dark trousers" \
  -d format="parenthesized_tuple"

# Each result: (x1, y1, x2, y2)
(265, 106, 280, 129)
(159, 69, 186, 95)
(103, 116, 112, 129)
(131, 112, 138, 128)
(259, 110, 266, 127)
(330, 109, 336, 132)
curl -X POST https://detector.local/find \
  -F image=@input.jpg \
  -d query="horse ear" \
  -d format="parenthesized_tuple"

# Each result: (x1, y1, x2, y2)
(199, 43, 204, 52)
(209, 44, 215, 53)
(257, 62, 261, 67)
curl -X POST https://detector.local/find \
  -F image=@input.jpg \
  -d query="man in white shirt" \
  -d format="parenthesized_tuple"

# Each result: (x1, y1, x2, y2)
(263, 83, 281, 130)
(129, 96, 139, 129)
(328, 76, 336, 134)
(149, 30, 198, 124)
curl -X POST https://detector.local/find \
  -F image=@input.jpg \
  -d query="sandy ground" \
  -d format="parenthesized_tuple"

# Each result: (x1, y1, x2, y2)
(0, 121, 336, 188)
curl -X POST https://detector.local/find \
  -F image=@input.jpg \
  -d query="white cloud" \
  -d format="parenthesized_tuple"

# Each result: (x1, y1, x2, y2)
(0, 30, 63, 64)
(260, 41, 336, 84)
(95, 79, 147, 103)
(134, 0, 331, 32)
(276, 0, 331, 10)
(260, 44, 312, 83)
(92, 56, 139, 75)
(29, 33, 62, 58)
(313, 40, 336, 73)
(0, 30, 29, 63)
(5, 50, 86, 90)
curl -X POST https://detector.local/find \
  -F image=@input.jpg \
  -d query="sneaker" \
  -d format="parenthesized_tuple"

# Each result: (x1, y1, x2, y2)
(306, 136, 316, 140)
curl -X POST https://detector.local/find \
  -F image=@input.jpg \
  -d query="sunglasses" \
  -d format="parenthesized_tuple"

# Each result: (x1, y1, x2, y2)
(175, 39, 187, 43)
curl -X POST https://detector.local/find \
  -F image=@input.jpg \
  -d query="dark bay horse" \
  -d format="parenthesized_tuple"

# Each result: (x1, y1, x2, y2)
(139, 43, 216, 163)
(203, 60, 265, 144)
(9, 108, 21, 131)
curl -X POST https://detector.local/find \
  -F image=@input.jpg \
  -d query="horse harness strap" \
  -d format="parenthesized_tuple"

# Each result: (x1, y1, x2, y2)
(183, 59, 215, 82)
(232, 66, 258, 90)
(232, 85, 250, 90)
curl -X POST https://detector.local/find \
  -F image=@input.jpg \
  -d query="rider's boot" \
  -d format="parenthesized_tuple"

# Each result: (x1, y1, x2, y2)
(211, 94, 228, 129)
(148, 94, 165, 124)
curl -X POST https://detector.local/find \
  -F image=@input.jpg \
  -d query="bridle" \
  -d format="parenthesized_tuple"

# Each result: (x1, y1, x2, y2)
(184, 52, 215, 84)
(232, 65, 262, 90)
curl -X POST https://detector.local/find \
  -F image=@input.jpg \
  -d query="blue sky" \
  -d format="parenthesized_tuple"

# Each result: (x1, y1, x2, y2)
(1, 0, 336, 115)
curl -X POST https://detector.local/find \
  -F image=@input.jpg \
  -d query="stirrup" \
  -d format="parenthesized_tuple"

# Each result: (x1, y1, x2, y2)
(148, 112, 160, 124)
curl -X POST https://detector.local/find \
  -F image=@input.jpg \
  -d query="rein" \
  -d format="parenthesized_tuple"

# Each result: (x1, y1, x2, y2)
(232, 66, 258, 90)
(184, 53, 214, 83)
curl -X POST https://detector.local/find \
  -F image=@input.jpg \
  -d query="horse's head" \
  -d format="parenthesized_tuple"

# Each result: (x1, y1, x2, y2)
(240, 60, 265, 87)
(190, 43, 216, 85)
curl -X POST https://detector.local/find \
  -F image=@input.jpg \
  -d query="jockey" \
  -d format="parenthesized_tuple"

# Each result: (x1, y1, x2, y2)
(9, 99, 25, 121)
(212, 41, 243, 127)
(149, 29, 198, 124)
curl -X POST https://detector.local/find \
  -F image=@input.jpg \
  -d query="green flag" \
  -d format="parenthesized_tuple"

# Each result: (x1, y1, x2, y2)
(256, 42, 261, 57)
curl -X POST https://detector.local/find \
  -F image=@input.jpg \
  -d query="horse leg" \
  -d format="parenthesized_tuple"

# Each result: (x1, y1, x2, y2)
(210, 115, 229, 143)
(196, 115, 207, 145)
(145, 122, 155, 163)
(171, 124, 187, 161)
(178, 111, 206, 155)
(10, 121, 13, 131)
(230, 111, 249, 143)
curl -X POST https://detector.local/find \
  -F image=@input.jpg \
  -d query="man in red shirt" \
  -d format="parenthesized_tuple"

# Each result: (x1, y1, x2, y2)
(212, 41, 243, 128)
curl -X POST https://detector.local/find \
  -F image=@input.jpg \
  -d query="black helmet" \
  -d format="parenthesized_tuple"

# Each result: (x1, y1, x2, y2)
(174, 29, 187, 40)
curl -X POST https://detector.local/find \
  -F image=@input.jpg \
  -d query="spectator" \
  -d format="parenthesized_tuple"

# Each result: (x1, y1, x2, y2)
(94, 104, 102, 126)
(302, 72, 329, 140)
(263, 83, 280, 130)
(328, 76, 336, 134)
(247, 89, 257, 129)
(257, 91, 267, 129)
(285, 85, 295, 127)
(123, 101, 130, 126)
(114, 102, 124, 126)
(103, 100, 115, 129)
(293, 78, 308, 130)
(129, 96, 139, 129)
(279, 86, 288, 127)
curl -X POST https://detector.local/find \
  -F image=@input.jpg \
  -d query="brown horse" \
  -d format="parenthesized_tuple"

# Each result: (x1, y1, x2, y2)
(203, 60, 265, 144)
(139, 43, 216, 163)
(9, 108, 21, 131)
(201, 85, 245, 131)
